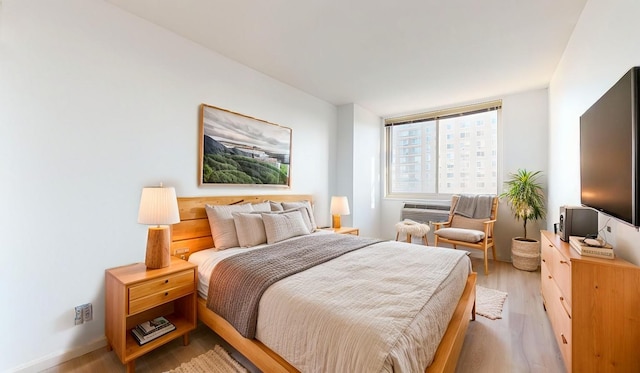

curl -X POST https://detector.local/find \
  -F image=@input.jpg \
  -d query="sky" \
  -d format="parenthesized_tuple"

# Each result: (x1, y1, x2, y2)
(202, 105, 291, 155)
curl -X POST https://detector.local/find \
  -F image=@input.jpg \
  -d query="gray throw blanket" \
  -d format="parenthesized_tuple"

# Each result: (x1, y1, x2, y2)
(206, 234, 382, 339)
(454, 194, 494, 219)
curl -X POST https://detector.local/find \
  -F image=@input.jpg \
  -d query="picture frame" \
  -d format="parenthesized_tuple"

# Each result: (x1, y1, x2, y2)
(199, 104, 292, 187)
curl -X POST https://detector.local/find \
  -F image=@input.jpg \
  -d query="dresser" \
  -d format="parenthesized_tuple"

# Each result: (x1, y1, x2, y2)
(540, 230, 640, 372)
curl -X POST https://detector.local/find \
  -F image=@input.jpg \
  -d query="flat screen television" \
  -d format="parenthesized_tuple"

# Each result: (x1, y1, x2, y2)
(580, 66, 640, 226)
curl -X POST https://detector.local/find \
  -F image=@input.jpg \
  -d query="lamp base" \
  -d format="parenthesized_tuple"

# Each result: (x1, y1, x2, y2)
(145, 226, 171, 269)
(332, 215, 342, 229)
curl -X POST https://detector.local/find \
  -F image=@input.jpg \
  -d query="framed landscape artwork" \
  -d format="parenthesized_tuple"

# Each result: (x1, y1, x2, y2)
(199, 104, 292, 187)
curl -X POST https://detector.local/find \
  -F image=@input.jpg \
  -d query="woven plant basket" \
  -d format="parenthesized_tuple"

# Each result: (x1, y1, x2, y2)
(511, 237, 540, 271)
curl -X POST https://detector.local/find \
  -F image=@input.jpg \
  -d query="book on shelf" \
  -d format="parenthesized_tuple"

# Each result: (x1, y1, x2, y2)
(134, 320, 174, 338)
(131, 323, 175, 345)
(131, 317, 176, 345)
(569, 236, 614, 259)
(136, 316, 172, 335)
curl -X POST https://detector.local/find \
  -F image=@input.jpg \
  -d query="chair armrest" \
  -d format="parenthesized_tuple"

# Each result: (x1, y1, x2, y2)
(433, 214, 454, 230)
(433, 221, 450, 230)
(482, 219, 497, 236)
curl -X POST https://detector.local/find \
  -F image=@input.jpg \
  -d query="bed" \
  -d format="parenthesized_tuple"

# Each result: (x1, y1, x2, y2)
(170, 194, 477, 373)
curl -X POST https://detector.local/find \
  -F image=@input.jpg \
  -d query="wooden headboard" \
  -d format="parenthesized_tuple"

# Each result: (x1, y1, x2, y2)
(170, 194, 313, 259)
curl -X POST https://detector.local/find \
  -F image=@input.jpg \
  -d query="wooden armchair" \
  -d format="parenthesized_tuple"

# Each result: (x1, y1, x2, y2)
(433, 195, 498, 275)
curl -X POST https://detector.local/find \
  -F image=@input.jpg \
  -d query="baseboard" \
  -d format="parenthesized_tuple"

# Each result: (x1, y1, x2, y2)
(9, 337, 107, 373)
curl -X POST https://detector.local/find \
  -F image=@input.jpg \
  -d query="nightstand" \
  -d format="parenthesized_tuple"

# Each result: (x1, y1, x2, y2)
(105, 257, 197, 373)
(321, 227, 359, 235)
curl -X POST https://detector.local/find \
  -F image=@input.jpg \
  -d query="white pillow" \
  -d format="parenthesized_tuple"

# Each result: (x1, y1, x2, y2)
(232, 212, 267, 247)
(269, 201, 284, 211)
(251, 201, 271, 212)
(262, 210, 310, 244)
(282, 201, 317, 231)
(205, 203, 254, 250)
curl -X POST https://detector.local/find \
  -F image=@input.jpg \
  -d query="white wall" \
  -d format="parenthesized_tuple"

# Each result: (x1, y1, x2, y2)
(0, 0, 336, 371)
(497, 88, 549, 257)
(380, 89, 549, 261)
(548, 0, 640, 265)
(335, 105, 355, 227)
(335, 104, 382, 237)
(352, 105, 382, 236)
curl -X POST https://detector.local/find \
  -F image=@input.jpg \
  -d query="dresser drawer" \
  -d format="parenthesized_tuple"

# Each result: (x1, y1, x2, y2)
(540, 235, 555, 272)
(542, 263, 572, 371)
(541, 236, 572, 308)
(128, 270, 195, 315)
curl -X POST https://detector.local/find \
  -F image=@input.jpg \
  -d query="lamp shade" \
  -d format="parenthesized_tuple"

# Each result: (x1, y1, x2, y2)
(137, 186, 180, 226)
(330, 196, 350, 216)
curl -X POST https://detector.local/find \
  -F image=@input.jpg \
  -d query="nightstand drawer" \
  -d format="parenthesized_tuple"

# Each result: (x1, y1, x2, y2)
(128, 270, 195, 315)
(129, 270, 194, 300)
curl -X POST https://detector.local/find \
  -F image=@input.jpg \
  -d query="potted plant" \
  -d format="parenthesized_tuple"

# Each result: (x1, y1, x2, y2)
(500, 169, 546, 271)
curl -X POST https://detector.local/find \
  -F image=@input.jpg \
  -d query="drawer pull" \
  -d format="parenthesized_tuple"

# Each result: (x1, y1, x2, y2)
(561, 333, 568, 344)
(548, 275, 552, 279)
(559, 297, 571, 319)
(542, 258, 546, 263)
(164, 292, 169, 296)
(560, 260, 569, 266)
(165, 279, 169, 284)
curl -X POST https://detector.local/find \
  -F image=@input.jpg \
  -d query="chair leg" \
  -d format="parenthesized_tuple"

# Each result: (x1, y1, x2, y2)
(395, 232, 400, 241)
(484, 249, 489, 275)
(406, 234, 412, 243)
(422, 236, 428, 246)
(491, 244, 497, 261)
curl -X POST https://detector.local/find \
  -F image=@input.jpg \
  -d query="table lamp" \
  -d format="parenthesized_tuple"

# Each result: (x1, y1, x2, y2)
(330, 196, 350, 229)
(137, 184, 180, 269)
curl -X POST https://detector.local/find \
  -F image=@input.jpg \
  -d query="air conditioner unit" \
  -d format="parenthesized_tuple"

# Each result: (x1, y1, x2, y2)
(400, 202, 450, 225)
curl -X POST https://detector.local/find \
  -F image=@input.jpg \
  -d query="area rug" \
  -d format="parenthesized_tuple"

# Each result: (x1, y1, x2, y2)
(164, 345, 249, 373)
(476, 285, 508, 320)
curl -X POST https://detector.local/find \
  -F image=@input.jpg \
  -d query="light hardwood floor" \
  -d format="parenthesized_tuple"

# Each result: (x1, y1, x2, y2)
(45, 256, 565, 373)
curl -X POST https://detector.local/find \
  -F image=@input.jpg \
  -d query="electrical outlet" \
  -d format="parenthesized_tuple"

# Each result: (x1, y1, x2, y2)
(82, 303, 93, 322)
(74, 306, 84, 325)
(607, 225, 612, 233)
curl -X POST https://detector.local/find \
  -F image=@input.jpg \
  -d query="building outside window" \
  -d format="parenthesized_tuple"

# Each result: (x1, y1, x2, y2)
(385, 101, 500, 197)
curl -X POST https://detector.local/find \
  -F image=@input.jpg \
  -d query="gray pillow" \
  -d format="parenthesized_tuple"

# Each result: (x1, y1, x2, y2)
(434, 227, 485, 243)
(282, 201, 317, 231)
(205, 203, 253, 250)
(269, 201, 284, 211)
(232, 212, 267, 247)
(262, 210, 310, 244)
(253, 207, 314, 232)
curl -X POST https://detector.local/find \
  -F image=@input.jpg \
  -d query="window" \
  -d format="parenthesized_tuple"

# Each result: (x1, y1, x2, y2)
(385, 100, 500, 197)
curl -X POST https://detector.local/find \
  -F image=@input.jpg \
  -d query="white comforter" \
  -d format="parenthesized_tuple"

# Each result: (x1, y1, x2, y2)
(190, 235, 471, 373)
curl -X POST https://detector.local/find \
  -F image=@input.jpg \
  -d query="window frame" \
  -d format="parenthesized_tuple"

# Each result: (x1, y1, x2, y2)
(384, 100, 502, 199)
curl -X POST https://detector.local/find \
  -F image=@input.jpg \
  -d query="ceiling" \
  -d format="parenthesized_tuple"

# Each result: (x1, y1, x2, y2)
(107, 0, 587, 117)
